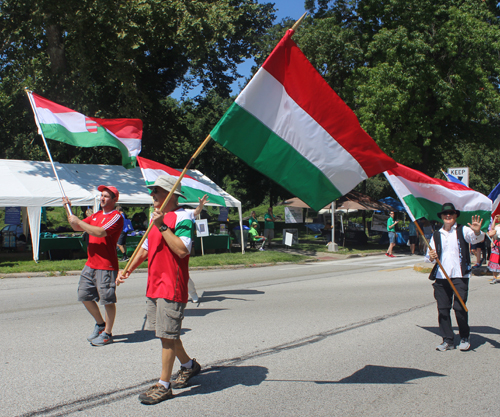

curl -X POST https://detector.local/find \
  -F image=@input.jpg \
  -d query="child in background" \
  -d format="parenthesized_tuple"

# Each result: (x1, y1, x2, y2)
(487, 215, 500, 284)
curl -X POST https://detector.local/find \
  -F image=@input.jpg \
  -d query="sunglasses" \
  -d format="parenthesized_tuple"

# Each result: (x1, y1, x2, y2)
(442, 211, 457, 216)
(150, 187, 160, 194)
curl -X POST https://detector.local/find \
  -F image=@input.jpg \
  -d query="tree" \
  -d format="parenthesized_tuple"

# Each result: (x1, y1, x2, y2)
(0, 0, 275, 167)
(354, 0, 500, 172)
(299, 0, 500, 175)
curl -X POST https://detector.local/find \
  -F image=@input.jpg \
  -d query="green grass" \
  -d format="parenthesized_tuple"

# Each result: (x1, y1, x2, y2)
(0, 250, 309, 276)
(189, 250, 309, 267)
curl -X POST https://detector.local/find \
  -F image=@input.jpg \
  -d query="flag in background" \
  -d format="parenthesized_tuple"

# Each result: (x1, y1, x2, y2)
(488, 182, 500, 219)
(210, 29, 396, 211)
(441, 169, 467, 187)
(385, 163, 491, 230)
(137, 156, 226, 207)
(28, 92, 142, 168)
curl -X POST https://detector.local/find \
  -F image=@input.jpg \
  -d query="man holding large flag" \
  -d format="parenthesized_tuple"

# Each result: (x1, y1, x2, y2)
(63, 185, 123, 346)
(426, 203, 484, 352)
(116, 176, 200, 405)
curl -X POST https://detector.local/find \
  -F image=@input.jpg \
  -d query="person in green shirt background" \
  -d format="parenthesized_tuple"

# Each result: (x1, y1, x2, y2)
(264, 207, 276, 248)
(386, 211, 399, 257)
(249, 211, 260, 232)
(249, 222, 266, 251)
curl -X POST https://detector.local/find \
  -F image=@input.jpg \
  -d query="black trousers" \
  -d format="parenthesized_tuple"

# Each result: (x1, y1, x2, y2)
(432, 278, 469, 343)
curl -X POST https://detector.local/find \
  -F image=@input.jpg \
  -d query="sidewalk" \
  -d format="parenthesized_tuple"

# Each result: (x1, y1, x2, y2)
(6, 249, 489, 278)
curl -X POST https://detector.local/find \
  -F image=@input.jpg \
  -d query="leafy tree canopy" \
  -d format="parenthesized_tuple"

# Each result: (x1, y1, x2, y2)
(296, 0, 500, 176)
(0, 0, 275, 167)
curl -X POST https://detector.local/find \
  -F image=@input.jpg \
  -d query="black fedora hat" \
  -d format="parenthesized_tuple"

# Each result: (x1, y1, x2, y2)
(437, 202, 460, 218)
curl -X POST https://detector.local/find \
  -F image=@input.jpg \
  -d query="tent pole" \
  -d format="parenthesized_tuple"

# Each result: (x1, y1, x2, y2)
(331, 202, 335, 245)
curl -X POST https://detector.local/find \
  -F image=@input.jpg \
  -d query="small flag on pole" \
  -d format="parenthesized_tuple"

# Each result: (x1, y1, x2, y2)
(28, 92, 142, 168)
(385, 163, 491, 229)
(210, 29, 396, 211)
(137, 156, 226, 207)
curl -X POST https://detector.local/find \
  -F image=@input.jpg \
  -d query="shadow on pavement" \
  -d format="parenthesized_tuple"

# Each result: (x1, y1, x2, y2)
(184, 308, 227, 317)
(418, 325, 500, 349)
(267, 364, 444, 385)
(196, 289, 265, 304)
(176, 365, 268, 397)
(113, 329, 156, 344)
(331, 364, 445, 384)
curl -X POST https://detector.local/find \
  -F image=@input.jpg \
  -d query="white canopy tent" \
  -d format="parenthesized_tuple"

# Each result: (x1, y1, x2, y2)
(0, 159, 243, 261)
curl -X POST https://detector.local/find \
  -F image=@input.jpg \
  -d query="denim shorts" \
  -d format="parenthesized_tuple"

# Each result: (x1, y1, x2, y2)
(388, 232, 396, 244)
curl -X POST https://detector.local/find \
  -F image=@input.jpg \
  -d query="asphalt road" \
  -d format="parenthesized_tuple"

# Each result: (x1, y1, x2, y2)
(1, 254, 499, 417)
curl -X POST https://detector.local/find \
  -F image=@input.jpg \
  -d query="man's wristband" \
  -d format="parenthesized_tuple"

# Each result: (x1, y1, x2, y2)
(158, 223, 169, 233)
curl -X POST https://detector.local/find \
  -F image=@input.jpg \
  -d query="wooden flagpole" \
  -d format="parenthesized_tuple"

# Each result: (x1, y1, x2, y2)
(119, 134, 213, 281)
(25, 88, 73, 217)
(414, 221, 468, 312)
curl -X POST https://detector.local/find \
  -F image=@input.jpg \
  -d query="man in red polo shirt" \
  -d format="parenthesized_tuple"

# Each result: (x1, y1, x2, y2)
(63, 185, 123, 346)
(117, 176, 200, 405)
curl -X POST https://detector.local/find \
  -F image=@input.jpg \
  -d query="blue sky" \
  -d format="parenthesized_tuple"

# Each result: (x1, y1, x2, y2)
(172, 0, 308, 99)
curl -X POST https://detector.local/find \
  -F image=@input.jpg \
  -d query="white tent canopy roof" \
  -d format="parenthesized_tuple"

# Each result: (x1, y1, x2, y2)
(0, 159, 243, 261)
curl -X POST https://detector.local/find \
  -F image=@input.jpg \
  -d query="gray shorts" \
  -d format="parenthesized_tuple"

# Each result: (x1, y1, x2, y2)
(77, 265, 117, 305)
(264, 229, 274, 240)
(146, 298, 186, 339)
(388, 232, 396, 244)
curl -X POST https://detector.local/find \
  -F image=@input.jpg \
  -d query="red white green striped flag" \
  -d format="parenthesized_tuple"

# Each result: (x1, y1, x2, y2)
(384, 163, 491, 229)
(210, 29, 396, 211)
(137, 156, 226, 207)
(28, 92, 142, 168)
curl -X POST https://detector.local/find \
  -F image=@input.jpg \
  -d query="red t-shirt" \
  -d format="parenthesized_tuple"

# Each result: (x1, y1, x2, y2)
(144, 209, 192, 302)
(83, 209, 123, 270)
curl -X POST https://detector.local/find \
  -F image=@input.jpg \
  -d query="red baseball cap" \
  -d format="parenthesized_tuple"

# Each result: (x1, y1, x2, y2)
(97, 185, 119, 201)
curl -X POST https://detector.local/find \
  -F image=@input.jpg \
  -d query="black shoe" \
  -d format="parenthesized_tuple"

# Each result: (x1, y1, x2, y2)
(120, 256, 129, 262)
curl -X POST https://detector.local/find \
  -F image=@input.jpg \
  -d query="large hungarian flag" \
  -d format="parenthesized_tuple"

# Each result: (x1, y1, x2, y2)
(137, 156, 226, 207)
(210, 29, 396, 211)
(385, 163, 491, 229)
(28, 92, 142, 168)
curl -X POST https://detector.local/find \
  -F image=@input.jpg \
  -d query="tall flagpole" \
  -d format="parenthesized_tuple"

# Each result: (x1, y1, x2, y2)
(25, 88, 73, 217)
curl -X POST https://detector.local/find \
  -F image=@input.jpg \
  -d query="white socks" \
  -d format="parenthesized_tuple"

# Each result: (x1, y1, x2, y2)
(158, 379, 170, 389)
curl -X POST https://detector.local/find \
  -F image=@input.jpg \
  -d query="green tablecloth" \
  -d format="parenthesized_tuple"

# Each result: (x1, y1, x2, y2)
(121, 234, 232, 255)
(194, 235, 232, 253)
(39, 236, 84, 252)
(123, 235, 145, 256)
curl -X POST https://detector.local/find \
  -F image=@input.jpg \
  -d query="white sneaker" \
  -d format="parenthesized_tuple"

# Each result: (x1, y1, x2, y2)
(436, 341, 455, 351)
(458, 337, 470, 351)
(259, 247, 265, 251)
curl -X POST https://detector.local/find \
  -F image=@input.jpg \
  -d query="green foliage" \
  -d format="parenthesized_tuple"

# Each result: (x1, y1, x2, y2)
(0, 0, 275, 167)
(271, 0, 500, 178)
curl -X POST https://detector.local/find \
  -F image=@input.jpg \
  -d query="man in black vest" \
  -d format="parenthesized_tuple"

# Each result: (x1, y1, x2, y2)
(426, 203, 485, 352)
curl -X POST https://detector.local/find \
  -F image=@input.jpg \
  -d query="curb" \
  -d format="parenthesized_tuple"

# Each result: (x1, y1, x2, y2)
(0, 252, 392, 279)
